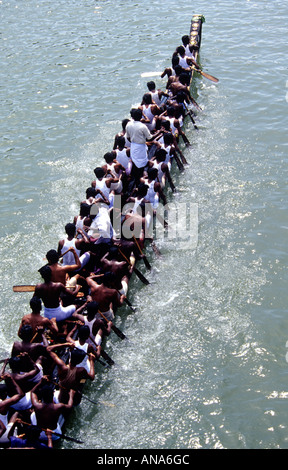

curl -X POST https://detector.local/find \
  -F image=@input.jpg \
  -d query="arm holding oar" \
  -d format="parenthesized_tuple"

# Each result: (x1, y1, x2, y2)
(132, 235, 151, 270)
(99, 311, 128, 340)
(117, 248, 150, 286)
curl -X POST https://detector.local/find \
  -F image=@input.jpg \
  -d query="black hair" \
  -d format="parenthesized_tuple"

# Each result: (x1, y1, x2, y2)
(46, 249, 59, 264)
(65, 222, 76, 237)
(30, 296, 42, 312)
(94, 167, 105, 179)
(38, 265, 52, 282)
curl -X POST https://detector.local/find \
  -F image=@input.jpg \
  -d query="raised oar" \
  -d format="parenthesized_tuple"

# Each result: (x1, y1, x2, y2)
(19, 419, 84, 444)
(99, 311, 128, 340)
(191, 67, 219, 83)
(132, 235, 151, 270)
(118, 248, 150, 286)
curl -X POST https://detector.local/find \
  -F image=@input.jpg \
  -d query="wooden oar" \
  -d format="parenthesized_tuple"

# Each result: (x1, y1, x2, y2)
(191, 67, 219, 83)
(132, 235, 151, 270)
(13, 285, 84, 298)
(118, 248, 150, 286)
(18, 419, 84, 444)
(184, 102, 198, 130)
(99, 311, 127, 340)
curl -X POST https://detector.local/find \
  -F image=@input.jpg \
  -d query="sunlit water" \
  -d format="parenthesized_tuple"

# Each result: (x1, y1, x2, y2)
(1, 0, 288, 449)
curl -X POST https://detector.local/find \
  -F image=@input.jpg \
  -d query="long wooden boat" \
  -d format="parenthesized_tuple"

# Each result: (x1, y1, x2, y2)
(2, 14, 205, 449)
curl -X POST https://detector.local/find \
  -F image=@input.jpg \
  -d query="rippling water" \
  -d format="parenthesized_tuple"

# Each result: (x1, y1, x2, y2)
(1, 0, 288, 449)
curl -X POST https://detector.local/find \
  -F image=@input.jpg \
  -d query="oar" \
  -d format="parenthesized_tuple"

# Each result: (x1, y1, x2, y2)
(13, 285, 84, 298)
(132, 235, 151, 270)
(18, 419, 84, 444)
(117, 291, 136, 313)
(191, 67, 219, 83)
(99, 311, 127, 340)
(184, 102, 198, 130)
(118, 248, 150, 286)
(141, 71, 162, 78)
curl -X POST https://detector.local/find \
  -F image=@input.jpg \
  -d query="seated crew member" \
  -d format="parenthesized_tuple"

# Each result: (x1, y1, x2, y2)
(102, 152, 124, 194)
(46, 343, 96, 406)
(12, 324, 47, 362)
(34, 265, 79, 322)
(146, 81, 168, 108)
(113, 118, 131, 149)
(99, 245, 133, 295)
(0, 374, 25, 447)
(57, 223, 91, 270)
(17, 295, 58, 341)
(83, 301, 112, 347)
(151, 148, 176, 192)
(84, 273, 126, 321)
(138, 93, 161, 131)
(30, 376, 76, 440)
(66, 324, 101, 373)
(91, 167, 119, 208)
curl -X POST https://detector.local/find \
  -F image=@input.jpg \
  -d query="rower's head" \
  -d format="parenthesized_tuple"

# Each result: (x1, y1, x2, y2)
(85, 187, 96, 200)
(130, 108, 142, 121)
(0, 384, 7, 400)
(155, 148, 167, 163)
(78, 325, 90, 341)
(86, 301, 100, 319)
(137, 182, 149, 198)
(176, 45, 185, 57)
(121, 118, 130, 131)
(115, 135, 125, 150)
(38, 265, 52, 283)
(9, 356, 22, 373)
(65, 222, 76, 237)
(102, 271, 116, 287)
(142, 93, 153, 105)
(163, 132, 174, 146)
(40, 385, 54, 404)
(80, 201, 91, 217)
(103, 152, 115, 164)
(179, 73, 190, 86)
(147, 81, 156, 91)
(166, 106, 175, 117)
(174, 65, 184, 77)
(171, 54, 179, 68)
(70, 348, 86, 366)
(46, 249, 59, 265)
(30, 295, 42, 313)
(108, 245, 119, 259)
(94, 167, 105, 180)
(19, 324, 34, 342)
(182, 35, 190, 46)
(147, 167, 158, 181)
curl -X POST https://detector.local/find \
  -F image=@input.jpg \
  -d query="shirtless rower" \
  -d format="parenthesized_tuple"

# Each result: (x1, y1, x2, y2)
(34, 265, 79, 322)
(12, 324, 47, 363)
(17, 295, 58, 340)
(100, 245, 133, 294)
(46, 343, 97, 405)
(85, 273, 125, 321)
(30, 375, 76, 440)
(46, 247, 81, 285)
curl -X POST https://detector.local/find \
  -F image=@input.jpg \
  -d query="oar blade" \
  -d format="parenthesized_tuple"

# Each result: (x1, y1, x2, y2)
(141, 71, 162, 78)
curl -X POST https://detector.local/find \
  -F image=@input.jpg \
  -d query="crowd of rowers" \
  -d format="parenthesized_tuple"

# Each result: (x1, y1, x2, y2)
(0, 36, 200, 449)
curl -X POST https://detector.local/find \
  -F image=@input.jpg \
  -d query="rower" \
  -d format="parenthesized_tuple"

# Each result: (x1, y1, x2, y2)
(17, 295, 59, 341)
(146, 81, 168, 109)
(30, 376, 76, 439)
(85, 273, 125, 321)
(34, 265, 79, 323)
(57, 223, 91, 271)
(46, 343, 95, 406)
